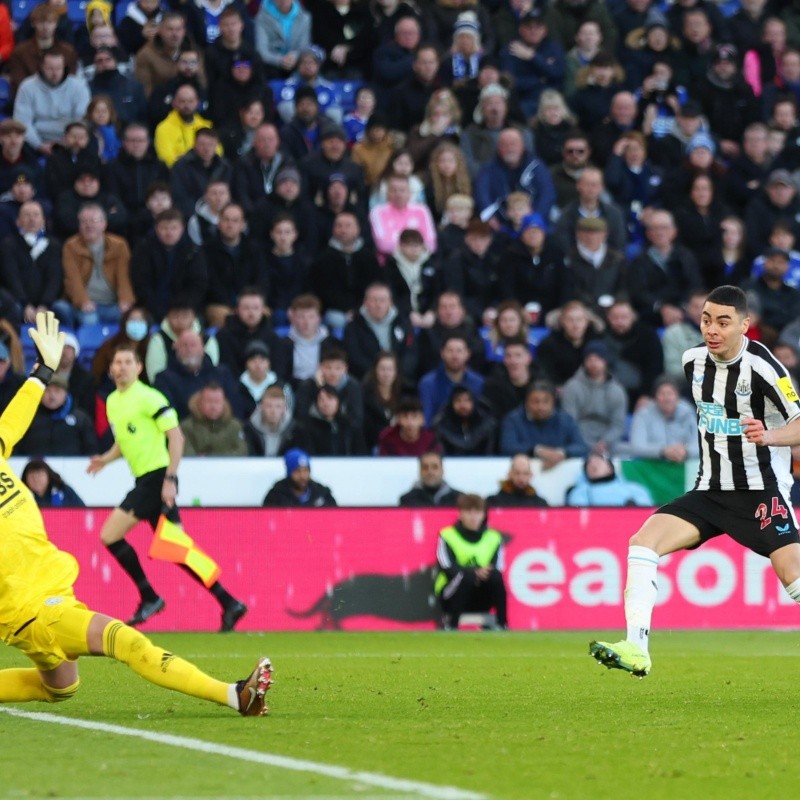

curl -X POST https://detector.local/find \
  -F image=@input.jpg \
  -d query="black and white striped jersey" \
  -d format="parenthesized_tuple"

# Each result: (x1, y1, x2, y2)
(682, 337, 800, 492)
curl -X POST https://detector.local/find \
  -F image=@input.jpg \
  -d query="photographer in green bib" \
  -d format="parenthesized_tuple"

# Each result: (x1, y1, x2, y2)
(434, 493, 509, 630)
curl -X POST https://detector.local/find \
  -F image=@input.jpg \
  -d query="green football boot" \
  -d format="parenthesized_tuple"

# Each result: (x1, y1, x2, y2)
(589, 640, 651, 678)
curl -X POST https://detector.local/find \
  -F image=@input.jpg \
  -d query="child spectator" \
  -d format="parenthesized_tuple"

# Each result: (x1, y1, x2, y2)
(378, 396, 441, 456)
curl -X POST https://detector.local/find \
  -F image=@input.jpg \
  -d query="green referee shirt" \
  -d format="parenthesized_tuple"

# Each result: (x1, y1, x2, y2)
(106, 380, 179, 478)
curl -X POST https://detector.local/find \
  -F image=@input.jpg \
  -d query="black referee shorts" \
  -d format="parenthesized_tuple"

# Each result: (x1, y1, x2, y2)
(657, 489, 800, 557)
(119, 468, 182, 530)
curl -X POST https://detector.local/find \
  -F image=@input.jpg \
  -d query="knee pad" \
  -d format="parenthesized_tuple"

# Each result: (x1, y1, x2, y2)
(44, 678, 80, 703)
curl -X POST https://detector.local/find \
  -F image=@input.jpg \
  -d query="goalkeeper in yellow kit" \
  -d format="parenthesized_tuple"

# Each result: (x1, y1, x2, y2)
(0, 313, 272, 715)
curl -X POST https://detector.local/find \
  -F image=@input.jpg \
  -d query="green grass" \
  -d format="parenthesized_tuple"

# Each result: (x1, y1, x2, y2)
(3, 631, 800, 799)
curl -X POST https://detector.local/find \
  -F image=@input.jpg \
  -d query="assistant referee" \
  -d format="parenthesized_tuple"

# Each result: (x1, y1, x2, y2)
(88, 343, 247, 631)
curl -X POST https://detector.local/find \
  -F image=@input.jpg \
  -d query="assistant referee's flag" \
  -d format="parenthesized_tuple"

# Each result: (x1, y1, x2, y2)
(149, 514, 221, 588)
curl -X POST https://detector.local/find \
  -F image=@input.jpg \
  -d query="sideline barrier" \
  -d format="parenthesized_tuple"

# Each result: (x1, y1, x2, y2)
(46, 507, 797, 632)
(10, 456, 693, 507)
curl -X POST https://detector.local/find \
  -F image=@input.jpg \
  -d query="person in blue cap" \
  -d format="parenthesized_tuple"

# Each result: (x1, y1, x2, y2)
(262, 447, 337, 507)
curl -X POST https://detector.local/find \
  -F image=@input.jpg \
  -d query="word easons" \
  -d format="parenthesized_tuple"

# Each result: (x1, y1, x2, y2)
(508, 547, 792, 608)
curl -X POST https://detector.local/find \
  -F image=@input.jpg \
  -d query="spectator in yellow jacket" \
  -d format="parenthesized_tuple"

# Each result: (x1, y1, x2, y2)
(154, 84, 218, 167)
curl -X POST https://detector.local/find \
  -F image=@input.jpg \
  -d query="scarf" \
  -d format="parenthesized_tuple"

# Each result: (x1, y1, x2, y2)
(264, 0, 300, 53)
(392, 247, 428, 312)
(21, 228, 49, 261)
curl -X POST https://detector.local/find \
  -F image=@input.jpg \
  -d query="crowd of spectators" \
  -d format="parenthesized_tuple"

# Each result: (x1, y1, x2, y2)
(4, 0, 800, 504)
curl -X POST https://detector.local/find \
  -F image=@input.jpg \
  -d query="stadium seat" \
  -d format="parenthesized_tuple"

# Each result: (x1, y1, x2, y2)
(10, 0, 35, 25)
(66, 0, 87, 24)
(528, 326, 549, 353)
(332, 80, 362, 113)
(77, 323, 117, 368)
(114, 0, 130, 26)
(0, 77, 11, 117)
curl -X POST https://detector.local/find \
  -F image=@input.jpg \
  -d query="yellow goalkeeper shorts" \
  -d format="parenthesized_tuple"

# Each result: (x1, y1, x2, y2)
(8, 594, 93, 671)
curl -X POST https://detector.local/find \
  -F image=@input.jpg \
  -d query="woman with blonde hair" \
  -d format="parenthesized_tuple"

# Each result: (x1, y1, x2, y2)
(407, 88, 462, 171)
(423, 141, 472, 222)
(532, 89, 576, 166)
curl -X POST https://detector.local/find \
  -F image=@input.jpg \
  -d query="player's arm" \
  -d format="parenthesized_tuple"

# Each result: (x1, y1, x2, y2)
(87, 442, 122, 474)
(161, 425, 184, 507)
(742, 416, 800, 447)
(0, 312, 65, 456)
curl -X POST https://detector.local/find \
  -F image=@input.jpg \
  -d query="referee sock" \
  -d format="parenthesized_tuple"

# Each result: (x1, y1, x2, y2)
(624, 545, 660, 655)
(106, 540, 159, 602)
(177, 564, 235, 609)
(102, 620, 229, 707)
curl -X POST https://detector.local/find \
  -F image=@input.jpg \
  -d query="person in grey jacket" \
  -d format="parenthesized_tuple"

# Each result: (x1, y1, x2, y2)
(627, 376, 699, 462)
(561, 340, 628, 455)
(13, 52, 90, 155)
(255, 0, 311, 78)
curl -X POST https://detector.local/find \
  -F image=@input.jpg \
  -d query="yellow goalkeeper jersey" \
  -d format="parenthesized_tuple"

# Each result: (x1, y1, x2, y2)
(0, 379, 79, 643)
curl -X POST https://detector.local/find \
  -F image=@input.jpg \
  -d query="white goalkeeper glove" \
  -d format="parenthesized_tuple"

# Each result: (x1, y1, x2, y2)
(28, 310, 66, 383)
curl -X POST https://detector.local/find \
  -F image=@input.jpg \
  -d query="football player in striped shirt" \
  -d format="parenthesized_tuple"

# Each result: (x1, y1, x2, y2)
(590, 285, 800, 676)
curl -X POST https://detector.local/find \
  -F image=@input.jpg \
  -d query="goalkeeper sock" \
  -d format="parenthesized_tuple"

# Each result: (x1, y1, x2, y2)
(0, 668, 52, 702)
(624, 545, 660, 655)
(106, 540, 159, 602)
(102, 620, 229, 706)
(0, 669, 79, 703)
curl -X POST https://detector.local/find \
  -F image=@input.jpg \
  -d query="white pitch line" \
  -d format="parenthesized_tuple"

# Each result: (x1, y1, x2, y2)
(0, 708, 486, 800)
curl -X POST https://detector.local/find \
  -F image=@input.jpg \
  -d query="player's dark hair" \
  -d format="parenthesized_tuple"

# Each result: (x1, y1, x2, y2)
(706, 285, 748, 315)
(113, 342, 142, 363)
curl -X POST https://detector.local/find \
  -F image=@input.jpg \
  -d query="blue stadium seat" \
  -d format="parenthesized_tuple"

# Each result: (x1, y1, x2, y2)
(528, 326, 549, 352)
(10, 0, 36, 25)
(77, 323, 117, 368)
(0, 77, 11, 117)
(21, 323, 38, 370)
(114, 0, 130, 26)
(67, 0, 87, 24)
(332, 80, 362, 113)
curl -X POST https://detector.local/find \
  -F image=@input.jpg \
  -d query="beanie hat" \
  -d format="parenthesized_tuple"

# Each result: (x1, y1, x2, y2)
(284, 448, 310, 475)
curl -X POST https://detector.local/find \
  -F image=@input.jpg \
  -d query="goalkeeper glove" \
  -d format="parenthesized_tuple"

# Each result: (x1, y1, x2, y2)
(28, 311, 66, 384)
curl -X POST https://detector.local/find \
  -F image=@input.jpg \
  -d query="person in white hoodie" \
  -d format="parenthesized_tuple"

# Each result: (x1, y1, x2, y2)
(244, 383, 299, 456)
(13, 51, 91, 155)
(187, 179, 231, 245)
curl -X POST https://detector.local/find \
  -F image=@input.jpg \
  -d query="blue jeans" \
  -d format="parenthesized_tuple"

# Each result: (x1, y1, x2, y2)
(53, 300, 121, 329)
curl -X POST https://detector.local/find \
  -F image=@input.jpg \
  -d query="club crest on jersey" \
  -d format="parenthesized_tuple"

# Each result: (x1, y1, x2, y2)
(735, 379, 751, 397)
(697, 401, 743, 435)
(127, 422, 136, 434)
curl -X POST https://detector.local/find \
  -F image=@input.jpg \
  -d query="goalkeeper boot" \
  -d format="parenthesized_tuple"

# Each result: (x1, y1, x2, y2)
(589, 640, 651, 677)
(237, 657, 273, 716)
(126, 596, 165, 627)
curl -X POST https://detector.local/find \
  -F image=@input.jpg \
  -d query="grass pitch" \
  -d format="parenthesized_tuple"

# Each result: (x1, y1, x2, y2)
(2, 631, 800, 799)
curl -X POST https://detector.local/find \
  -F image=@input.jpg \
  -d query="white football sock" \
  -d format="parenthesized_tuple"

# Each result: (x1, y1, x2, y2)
(624, 545, 660, 655)
(785, 578, 800, 604)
